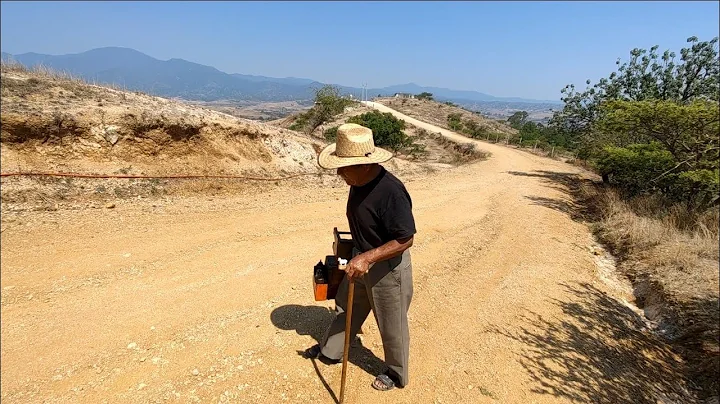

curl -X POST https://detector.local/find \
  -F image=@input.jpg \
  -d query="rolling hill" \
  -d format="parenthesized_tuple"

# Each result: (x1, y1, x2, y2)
(2, 47, 561, 105)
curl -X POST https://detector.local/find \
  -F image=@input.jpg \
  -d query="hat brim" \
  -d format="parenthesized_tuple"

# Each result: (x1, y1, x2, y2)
(317, 143, 393, 169)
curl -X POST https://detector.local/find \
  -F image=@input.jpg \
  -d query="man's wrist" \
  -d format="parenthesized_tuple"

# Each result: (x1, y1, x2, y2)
(358, 251, 375, 265)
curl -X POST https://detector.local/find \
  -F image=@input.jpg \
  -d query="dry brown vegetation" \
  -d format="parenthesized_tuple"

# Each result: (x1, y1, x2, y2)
(0, 62, 322, 176)
(271, 104, 489, 167)
(379, 97, 517, 137)
(412, 128, 490, 165)
(584, 186, 719, 399)
(0, 61, 329, 206)
(0, 62, 464, 209)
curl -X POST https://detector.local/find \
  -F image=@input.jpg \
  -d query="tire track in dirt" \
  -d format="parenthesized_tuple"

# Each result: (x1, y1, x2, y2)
(1, 105, 695, 403)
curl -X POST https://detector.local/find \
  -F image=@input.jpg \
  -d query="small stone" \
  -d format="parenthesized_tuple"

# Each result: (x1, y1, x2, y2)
(123, 253, 131, 258)
(192, 369, 200, 376)
(127, 342, 138, 349)
(140, 357, 146, 362)
(150, 326, 155, 331)
(138, 383, 147, 390)
(106, 203, 116, 209)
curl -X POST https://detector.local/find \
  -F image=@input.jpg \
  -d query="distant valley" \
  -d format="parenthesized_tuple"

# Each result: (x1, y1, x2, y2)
(2, 47, 561, 121)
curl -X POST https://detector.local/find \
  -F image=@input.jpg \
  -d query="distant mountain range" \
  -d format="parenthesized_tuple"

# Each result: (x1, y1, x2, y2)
(1, 47, 561, 105)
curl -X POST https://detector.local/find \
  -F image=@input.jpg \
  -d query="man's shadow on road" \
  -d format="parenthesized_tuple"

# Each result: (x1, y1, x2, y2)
(270, 304, 386, 403)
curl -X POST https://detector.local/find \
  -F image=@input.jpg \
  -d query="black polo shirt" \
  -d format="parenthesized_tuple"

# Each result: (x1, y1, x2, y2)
(346, 167, 416, 253)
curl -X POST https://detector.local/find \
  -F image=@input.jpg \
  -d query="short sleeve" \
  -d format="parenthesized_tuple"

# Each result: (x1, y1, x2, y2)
(380, 188, 416, 240)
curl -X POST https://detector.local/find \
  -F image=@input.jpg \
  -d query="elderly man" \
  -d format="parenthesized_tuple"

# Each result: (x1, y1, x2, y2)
(304, 123, 416, 391)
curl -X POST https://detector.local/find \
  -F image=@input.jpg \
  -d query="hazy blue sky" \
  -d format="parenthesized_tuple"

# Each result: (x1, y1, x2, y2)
(1, 1, 718, 100)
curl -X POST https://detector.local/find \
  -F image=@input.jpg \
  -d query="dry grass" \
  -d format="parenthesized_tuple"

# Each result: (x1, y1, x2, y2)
(0, 61, 328, 207)
(597, 192, 719, 266)
(379, 97, 517, 136)
(416, 129, 490, 164)
(588, 187, 719, 399)
(1, 62, 322, 170)
(1, 60, 135, 93)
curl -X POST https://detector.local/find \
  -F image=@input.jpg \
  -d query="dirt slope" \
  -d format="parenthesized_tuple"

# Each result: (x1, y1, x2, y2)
(0, 103, 696, 403)
(270, 103, 486, 166)
(0, 65, 321, 178)
(377, 97, 517, 136)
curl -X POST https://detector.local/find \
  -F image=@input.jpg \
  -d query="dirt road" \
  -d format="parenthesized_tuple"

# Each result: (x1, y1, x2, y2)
(362, 101, 480, 146)
(1, 104, 692, 403)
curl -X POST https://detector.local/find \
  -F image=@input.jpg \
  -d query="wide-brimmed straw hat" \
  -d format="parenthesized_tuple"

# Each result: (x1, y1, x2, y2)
(317, 123, 393, 169)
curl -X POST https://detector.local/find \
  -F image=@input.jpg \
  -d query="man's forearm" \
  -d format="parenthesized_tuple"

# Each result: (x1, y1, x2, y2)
(360, 236, 414, 265)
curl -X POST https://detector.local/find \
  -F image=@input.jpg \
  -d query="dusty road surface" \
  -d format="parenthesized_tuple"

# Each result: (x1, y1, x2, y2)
(1, 104, 693, 403)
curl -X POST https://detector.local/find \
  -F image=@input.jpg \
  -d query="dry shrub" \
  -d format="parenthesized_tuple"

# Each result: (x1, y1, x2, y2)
(0, 59, 28, 73)
(597, 190, 719, 281)
(591, 187, 719, 399)
(429, 132, 490, 164)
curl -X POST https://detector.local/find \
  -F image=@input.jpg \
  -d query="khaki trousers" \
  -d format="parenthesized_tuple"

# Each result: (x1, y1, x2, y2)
(320, 249, 413, 387)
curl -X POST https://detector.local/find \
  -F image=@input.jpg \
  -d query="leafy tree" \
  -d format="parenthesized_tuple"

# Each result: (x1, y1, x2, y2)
(507, 111, 529, 129)
(312, 85, 354, 124)
(347, 111, 412, 152)
(464, 119, 478, 134)
(550, 36, 719, 151)
(417, 92, 434, 101)
(290, 85, 356, 133)
(596, 99, 719, 208)
(597, 99, 719, 170)
(596, 143, 676, 194)
(447, 113, 463, 131)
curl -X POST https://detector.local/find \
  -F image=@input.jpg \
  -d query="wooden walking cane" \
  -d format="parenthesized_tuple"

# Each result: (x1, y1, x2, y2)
(339, 277, 355, 404)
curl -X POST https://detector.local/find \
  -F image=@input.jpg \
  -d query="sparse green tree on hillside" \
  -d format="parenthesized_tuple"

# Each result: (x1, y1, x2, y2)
(347, 111, 412, 152)
(417, 92, 434, 101)
(507, 111, 529, 129)
(447, 113, 463, 131)
(289, 85, 356, 133)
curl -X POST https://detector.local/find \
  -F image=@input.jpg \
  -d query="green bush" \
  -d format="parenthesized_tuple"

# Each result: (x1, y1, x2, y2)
(596, 143, 675, 195)
(416, 92, 434, 101)
(447, 113, 463, 131)
(666, 169, 720, 209)
(289, 114, 309, 131)
(407, 143, 428, 159)
(324, 126, 339, 142)
(597, 142, 719, 209)
(461, 119, 492, 139)
(347, 111, 412, 152)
